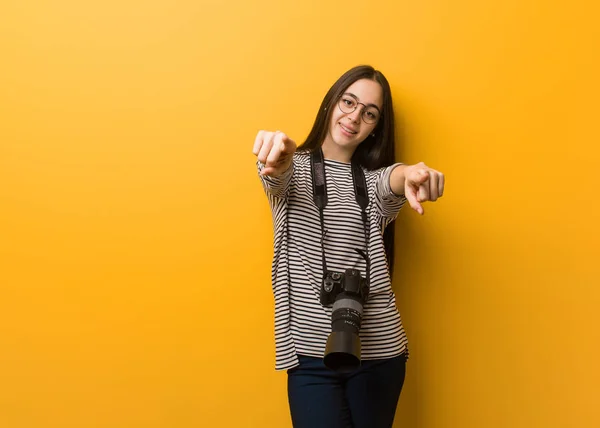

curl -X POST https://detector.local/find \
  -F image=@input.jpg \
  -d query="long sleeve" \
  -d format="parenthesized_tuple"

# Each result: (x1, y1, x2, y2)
(257, 160, 294, 201)
(373, 163, 407, 225)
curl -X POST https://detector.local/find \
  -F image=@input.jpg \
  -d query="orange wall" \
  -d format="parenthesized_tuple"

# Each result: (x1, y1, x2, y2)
(1, 1, 598, 427)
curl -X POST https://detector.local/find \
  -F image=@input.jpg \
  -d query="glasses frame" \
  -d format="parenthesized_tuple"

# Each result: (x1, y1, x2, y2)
(337, 93, 382, 125)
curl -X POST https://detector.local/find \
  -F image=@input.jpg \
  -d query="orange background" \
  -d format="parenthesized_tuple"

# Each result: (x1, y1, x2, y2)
(1, 1, 598, 427)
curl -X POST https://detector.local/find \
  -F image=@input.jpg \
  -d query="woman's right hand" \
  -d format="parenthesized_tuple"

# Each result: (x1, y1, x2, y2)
(253, 130, 297, 177)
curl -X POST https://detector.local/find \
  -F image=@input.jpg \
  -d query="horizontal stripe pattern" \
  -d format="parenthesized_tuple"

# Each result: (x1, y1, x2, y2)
(259, 151, 409, 370)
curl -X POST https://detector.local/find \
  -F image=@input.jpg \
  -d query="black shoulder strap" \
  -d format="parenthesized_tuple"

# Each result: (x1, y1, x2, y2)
(351, 161, 369, 211)
(310, 148, 371, 286)
(310, 148, 327, 209)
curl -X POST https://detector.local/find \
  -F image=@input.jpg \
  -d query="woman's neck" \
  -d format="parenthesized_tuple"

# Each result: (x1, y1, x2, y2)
(321, 140, 354, 164)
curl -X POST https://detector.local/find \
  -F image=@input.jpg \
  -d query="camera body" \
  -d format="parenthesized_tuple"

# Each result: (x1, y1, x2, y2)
(320, 268, 369, 306)
(320, 268, 370, 373)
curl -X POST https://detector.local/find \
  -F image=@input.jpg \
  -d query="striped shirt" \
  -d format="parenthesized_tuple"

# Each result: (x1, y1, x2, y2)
(258, 151, 409, 370)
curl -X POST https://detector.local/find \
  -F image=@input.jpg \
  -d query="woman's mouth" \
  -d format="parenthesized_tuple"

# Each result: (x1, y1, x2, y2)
(339, 123, 358, 135)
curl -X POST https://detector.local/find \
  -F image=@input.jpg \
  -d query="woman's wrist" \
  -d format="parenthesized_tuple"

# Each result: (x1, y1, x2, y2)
(390, 164, 410, 196)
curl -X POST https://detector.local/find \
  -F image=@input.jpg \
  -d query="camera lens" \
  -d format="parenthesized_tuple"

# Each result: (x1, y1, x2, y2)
(323, 294, 364, 373)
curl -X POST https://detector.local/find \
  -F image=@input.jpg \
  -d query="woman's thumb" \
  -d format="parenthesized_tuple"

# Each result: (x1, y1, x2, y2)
(411, 169, 429, 185)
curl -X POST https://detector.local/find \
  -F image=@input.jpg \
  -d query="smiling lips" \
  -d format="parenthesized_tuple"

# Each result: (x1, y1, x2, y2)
(339, 123, 358, 135)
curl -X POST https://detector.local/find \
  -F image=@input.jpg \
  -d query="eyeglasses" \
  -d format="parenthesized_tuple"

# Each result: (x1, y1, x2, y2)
(337, 94, 381, 124)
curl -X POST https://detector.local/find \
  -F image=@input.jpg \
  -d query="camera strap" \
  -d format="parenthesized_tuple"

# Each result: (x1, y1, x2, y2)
(310, 148, 370, 286)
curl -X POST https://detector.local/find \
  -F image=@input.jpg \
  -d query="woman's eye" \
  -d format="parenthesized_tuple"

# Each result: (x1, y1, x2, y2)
(343, 98, 354, 106)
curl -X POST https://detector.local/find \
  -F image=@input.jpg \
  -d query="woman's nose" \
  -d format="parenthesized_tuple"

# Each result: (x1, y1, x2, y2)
(347, 107, 362, 123)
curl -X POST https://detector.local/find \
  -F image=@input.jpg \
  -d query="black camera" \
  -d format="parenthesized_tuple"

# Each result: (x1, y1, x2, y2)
(320, 268, 369, 373)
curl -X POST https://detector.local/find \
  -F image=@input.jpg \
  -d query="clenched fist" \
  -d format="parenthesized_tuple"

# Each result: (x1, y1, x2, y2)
(253, 130, 297, 177)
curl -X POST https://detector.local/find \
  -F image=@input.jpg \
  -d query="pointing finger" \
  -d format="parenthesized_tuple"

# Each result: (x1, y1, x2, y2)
(417, 182, 429, 203)
(405, 184, 424, 215)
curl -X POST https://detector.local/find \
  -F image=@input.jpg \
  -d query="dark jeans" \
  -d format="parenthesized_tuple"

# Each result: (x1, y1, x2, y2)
(287, 353, 407, 428)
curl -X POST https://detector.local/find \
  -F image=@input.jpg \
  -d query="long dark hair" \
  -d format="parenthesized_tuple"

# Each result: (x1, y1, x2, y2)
(297, 65, 398, 278)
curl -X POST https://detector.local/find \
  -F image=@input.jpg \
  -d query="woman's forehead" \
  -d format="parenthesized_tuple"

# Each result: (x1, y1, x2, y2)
(344, 79, 383, 107)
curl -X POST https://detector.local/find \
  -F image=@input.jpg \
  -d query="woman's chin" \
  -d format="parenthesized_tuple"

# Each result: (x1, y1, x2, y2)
(330, 140, 362, 156)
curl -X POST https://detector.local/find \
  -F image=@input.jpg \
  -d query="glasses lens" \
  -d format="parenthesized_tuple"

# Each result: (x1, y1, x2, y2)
(338, 96, 357, 114)
(362, 107, 380, 124)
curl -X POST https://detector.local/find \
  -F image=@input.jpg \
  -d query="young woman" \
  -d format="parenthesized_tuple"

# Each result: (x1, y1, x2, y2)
(253, 65, 444, 428)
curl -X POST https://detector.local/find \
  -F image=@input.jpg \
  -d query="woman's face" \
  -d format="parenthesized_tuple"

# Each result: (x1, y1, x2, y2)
(323, 78, 383, 159)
